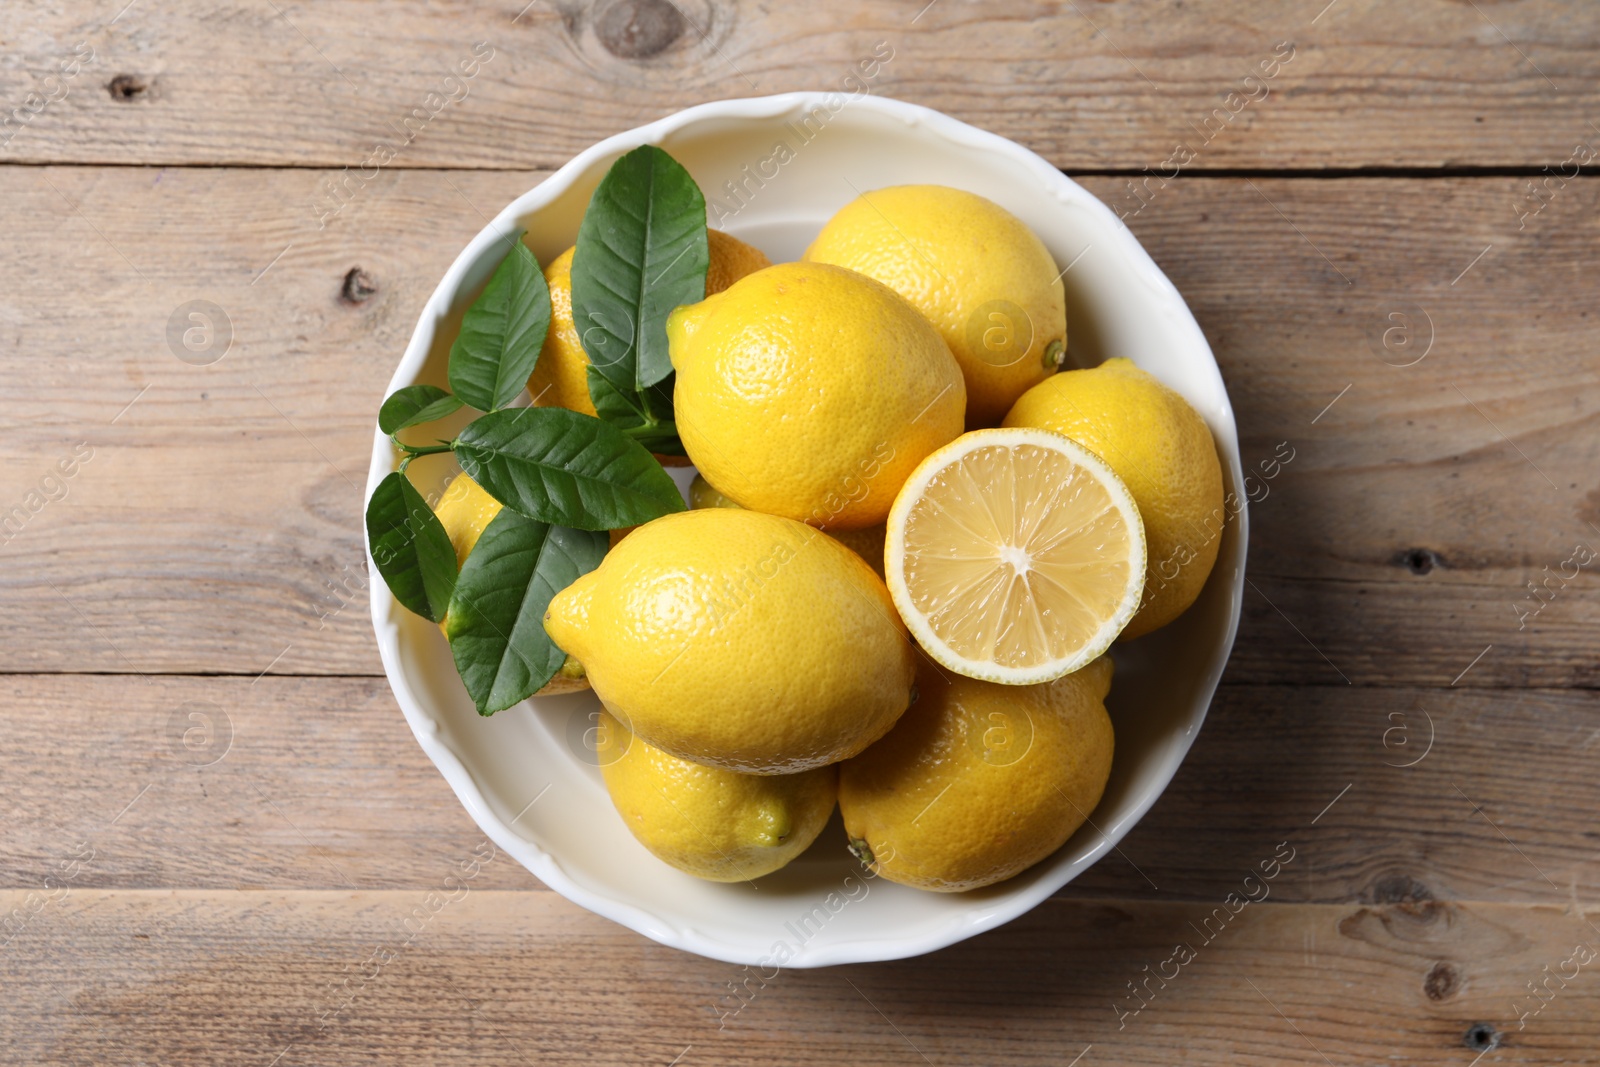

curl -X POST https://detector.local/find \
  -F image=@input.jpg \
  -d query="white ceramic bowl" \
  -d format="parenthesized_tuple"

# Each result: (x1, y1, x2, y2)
(367, 93, 1245, 967)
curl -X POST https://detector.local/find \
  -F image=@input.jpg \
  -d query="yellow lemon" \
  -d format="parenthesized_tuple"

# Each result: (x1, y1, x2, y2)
(804, 185, 1066, 427)
(839, 656, 1115, 892)
(432, 472, 588, 695)
(525, 230, 771, 417)
(668, 261, 965, 531)
(522, 245, 594, 417)
(1004, 358, 1224, 638)
(595, 711, 836, 882)
(544, 508, 916, 774)
(686, 473, 742, 512)
(885, 428, 1145, 685)
(689, 473, 886, 579)
(824, 525, 887, 581)
(433, 470, 502, 568)
(704, 227, 774, 295)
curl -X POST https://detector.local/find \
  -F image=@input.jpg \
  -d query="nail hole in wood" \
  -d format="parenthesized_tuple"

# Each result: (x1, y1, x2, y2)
(341, 267, 377, 305)
(1397, 547, 1439, 575)
(108, 75, 150, 102)
(1463, 1022, 1498, 1052)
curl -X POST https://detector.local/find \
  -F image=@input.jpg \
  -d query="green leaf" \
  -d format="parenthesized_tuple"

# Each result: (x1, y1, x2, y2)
(444, 510, 606, 715)
(366, 471, 457, 622)
(586, 370, 688, 456)
(571, 145, 708, 396)
(453, 407, 686, 530)
(586, 366, 677, 435)
(636, 429, 688, 458)
(448, 238, 552, 412)
(586, 366, 647, 426)
(379, 384, 464, 434)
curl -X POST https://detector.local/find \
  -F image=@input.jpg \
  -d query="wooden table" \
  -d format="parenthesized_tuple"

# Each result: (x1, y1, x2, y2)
(4, 1, 1598, 1062)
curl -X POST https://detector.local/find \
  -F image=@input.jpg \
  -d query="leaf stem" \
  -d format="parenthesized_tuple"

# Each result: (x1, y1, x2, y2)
(393, 437, 457, 457)
(622, 421, 680, 447)
(393, 436, 457, 476)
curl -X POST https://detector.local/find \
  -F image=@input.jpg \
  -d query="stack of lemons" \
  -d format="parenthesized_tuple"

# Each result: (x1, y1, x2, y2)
(436, 186, 1224, 891)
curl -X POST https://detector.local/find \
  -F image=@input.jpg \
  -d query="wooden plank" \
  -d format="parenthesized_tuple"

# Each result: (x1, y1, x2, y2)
(1069, 682, 1600, 908)
(1, 890, 1594, 1064)
(3, 1, 1600, 169)
(3, 676, 1596, 907)
(0, 166, 510, 680)
(0, 167, 1595, 685)
(1137, 175, 1600, 690)
(0, 675, 534, 894)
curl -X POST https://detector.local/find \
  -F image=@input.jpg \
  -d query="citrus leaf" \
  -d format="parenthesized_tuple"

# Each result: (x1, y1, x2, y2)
(444, 510, 606, 716)
(586, 370, 687, 457)
(453, 407, 686, 530)
(585, 366, 683, 454)
(378, 384, 464, 434)
(571, 145, 708, 396)
(366, 471, 457, 622)
(639, 430, 688, 458)
(585, 366, 648, 427)
(448, 238, 551, 412)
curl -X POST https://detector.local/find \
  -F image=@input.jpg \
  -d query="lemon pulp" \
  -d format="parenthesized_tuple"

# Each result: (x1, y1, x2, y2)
(888, 428, 1145, 684)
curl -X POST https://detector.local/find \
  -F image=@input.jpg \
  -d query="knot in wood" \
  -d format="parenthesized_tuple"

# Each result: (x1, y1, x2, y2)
(1423, 961, 1460, 1001)
(595, 0, 686, 59)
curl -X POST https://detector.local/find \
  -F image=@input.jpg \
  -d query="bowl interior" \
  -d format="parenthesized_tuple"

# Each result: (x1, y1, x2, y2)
(370, 94, 1244, 967)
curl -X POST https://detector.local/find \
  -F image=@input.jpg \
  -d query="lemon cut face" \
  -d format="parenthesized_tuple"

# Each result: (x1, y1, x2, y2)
(886, 428, 1146, 685)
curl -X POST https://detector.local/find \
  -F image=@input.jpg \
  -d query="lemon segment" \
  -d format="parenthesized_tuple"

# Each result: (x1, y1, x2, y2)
(885, 428, 1145, 685)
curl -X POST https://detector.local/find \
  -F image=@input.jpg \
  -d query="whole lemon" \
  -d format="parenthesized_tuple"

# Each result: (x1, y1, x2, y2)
(667, 261, 965, 531)
(433, 470, 502, 569)
(686, 472, 741, 512)
(704, 228, 776, 295)
(526, 230, 770, 418)
(1003, 358, 1224, 638)
(432, 471, 588, 694)
(839, 656, 1115, 892)
(804, 185, 1066, 427)
(543, 508, 916, 774)
(689, 473, 886, 579)
(595, 711, 837, 882)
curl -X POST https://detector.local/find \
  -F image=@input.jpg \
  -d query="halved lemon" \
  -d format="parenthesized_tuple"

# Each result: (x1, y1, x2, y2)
(885, 427, 1146, 685)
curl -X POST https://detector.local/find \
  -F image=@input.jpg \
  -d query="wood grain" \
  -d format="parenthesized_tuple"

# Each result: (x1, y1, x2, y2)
(3, 1, 1600, 170)
(1136, 174, 1600, 690)
(4, 6, 1596, 1062)
(0, 675, 536, 895)
(2, 890, 1595, 1065)
(4, 675, 1597, 908)
(1, 167, 1595, 685)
